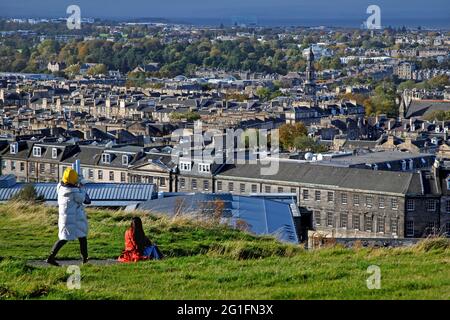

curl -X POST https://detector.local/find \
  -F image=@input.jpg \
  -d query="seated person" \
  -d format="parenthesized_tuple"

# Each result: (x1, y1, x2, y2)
(118, 217, 162, 262)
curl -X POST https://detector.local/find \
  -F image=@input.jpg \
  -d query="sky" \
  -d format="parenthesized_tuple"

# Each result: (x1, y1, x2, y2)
(0, 0, 449, 27)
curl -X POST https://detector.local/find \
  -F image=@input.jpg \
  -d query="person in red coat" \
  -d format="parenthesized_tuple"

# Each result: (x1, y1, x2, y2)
(118, 217, 153, 262)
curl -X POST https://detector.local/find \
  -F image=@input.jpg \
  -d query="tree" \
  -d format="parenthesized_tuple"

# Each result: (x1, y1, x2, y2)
(170, 111, 201, 122)
(293, 136, 328, 153)
(279, 122, 308, 151)
(11, 184, 44, 203)
(87, 63, 107, 76)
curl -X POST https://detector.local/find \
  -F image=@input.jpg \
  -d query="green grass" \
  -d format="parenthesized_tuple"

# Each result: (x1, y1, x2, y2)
(0, 202, 449, 300)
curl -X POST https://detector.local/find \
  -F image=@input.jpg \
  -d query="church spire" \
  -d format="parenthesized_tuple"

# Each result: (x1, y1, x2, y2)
(304, 46, 316, 103)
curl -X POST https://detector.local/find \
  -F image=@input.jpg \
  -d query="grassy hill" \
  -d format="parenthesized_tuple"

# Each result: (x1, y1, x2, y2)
(0, 202, 449, 300)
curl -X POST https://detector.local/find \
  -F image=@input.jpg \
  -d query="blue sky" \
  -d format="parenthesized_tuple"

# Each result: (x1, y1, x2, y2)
(0, 0, 448, 26)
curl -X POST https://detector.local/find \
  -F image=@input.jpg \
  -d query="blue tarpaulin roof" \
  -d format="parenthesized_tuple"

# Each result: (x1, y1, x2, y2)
(0, 182, 156, 206)
(137, 193, 299, 244)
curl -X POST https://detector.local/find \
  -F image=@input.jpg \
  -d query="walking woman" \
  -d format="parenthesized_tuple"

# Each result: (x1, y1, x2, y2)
(46, 168, 89, 266)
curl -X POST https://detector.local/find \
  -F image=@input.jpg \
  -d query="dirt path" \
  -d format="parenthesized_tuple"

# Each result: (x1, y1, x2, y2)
(27, 259, 119, 268)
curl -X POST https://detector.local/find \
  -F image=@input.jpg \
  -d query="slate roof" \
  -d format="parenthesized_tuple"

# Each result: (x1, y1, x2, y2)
(405, 100, 450, 118)
(217, 161, 420, 195)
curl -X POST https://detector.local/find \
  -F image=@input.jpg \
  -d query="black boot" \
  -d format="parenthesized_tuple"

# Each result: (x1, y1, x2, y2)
(79, 237, 89, 264)
(46, 239, 67, 266)
(46, 255, 60, 266)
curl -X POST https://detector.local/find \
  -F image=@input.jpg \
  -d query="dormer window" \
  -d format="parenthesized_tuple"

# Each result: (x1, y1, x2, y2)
(198, 163, 211, 173)
(33, 146, 42, 157)
(52, 148, 58, 159)
(102, 153, 111, 164)
(179, 161, 191, 172)
(122, 155, 129, 166)
(10, 143, 18, 154)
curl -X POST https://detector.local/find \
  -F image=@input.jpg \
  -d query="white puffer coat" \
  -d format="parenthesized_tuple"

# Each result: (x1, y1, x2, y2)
(57, 183, 88, 240)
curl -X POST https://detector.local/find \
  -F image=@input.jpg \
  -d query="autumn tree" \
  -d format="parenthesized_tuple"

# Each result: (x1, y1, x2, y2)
(279, 122, 308, 151)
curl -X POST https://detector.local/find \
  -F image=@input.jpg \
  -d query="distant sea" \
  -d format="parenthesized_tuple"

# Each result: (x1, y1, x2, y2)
(168, 17, 450, 30)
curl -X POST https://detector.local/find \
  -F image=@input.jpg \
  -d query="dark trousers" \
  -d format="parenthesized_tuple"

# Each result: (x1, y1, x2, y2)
(49, 237, 88, 260)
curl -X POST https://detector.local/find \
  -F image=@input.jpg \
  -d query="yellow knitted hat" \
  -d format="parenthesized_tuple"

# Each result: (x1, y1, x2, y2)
(62, 168, 79, 185)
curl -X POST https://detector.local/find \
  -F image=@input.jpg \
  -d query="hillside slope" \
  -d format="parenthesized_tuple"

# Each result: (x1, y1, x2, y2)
(0, 202, 449, 300)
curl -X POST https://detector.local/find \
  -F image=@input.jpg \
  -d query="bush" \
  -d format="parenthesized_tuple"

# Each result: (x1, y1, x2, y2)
(10, 184, 44, 203)
(414, 237, 450, 252)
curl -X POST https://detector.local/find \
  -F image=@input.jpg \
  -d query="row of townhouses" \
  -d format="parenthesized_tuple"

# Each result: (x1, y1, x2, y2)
(1, 140, 450, 240)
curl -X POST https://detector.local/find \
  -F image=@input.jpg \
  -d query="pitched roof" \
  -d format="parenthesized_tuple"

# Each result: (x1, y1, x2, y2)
(405, 100, 450, 118)
(217, 161, 417, 195)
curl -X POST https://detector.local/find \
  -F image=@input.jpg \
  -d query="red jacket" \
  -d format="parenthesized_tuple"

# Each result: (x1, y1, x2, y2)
(118, 228, 149, 262)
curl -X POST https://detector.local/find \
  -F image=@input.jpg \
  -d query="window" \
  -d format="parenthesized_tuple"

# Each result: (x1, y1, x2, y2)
(366, 196, 373, 208)
(340, 212, 348, 229)
(88, 169, 94, 179)
(102, 153, 111, 164)
(228, 182, 234, 192)
(180, 178, 186, 189)
(446, 200, 450, 213)
(445, 222, 450, 236)
(198, 163, 211, 173)
(121, 172, 126, 182)
(378, 197, 385, 209)
(20, 162, 25, 172)
(1, 160, 5, 170)
(39, 164, 45, 174)
(241, 184, 246, 193)
(303, 189, 309, 200)
(10, 143, 17, 154)
(52, 148, 58, 159)
(33, 146, 42, 157)
(251, 184, 258, 193)
(290, 188, 296, 194)
(204, 180, 209, 191)
(365, 215, 373, 232)
(160, 178, 166, 187)
(192, 179, 197, 190)
(29, 163, 35, 173)
(10, 161, 16, 171)
(327, 192, 334, 202)
(427, 222, 437, 235)
(315, 190, 321, 201)
(217, 181, 222, 191)
(353, 214, 360, 230)
(427, 200, 436, 212)
(407, 199, 415, 211)
(122, 155, 129, 166)
(353, 194, 359, 206)
(391, 198, 398, 210)
(98, 170, 103, 180)
(277, 187, 284, 193)
(50, 164, 56, 174)
(391, 218, 398, 235)
(341, 193, 347, 205)
(311, 211, 319, 226)
(179, 161, 191, 171)
(326, 212, 334, 227)
(377, 216, 385, 233)
(406, 220, 414, 237)
(109, 171, 114, 181)
(265, 186, 271, 193)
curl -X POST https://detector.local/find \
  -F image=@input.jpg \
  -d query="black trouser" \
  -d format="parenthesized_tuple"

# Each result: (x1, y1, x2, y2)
(49, 237, 88, 260)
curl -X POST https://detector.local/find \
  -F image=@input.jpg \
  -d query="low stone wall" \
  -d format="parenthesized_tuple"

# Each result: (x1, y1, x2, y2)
(308, 235, 422, 249)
